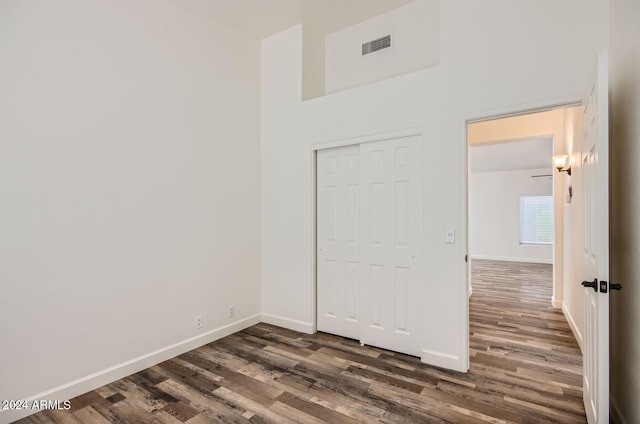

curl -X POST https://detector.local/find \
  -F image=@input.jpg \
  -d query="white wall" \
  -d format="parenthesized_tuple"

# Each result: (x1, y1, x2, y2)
(470, 168, 553, 263)
(303, 23, 326, 100)
(262, 0, 608, 373)
(0, 1, 261, 421)
(609, 0, 640, 421)
(325, 0, 440, 94)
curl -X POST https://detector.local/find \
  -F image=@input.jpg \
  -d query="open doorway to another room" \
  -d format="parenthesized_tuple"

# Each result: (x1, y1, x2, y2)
(467, 106, 583, 305)
(466, 106, 586, 417)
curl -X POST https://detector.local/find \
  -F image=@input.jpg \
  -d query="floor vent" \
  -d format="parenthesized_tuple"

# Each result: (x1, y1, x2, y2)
(362, 34, 392, 56)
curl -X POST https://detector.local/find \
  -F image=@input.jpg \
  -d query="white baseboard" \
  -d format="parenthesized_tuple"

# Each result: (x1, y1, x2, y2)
(470, 255, 553, 264)
(0, 314, 261, 424)
(421, 348, 467, 373)
(562, 303, 583, 353)
(261, 313, 314, 334)
(611, 395, 628, 424)
(551, 296, 562, 308)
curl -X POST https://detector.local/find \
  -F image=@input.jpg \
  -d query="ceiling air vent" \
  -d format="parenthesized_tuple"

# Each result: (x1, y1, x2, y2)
(362, 34, 392, 56)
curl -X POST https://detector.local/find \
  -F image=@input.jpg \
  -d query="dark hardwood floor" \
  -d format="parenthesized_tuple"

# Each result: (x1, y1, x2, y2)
(17, 260, 585, 423)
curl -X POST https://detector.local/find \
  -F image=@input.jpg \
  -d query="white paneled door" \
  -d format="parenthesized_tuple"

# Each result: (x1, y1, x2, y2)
(359, 137, 423, 356)
(317, 145, 361, 340)
(581, 51, 610, 424)
(317, 136, 423, 357)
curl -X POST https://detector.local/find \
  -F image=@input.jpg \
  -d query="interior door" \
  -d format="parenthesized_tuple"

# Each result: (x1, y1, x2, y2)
(359, 136, 423, 356)
(581, 51, 609, 424)
(317, 145, 360, 339)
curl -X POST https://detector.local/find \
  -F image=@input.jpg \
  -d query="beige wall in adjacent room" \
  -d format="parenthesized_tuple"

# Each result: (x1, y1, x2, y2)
(560, 106, 585, 351)
(467, 109, 565, 146)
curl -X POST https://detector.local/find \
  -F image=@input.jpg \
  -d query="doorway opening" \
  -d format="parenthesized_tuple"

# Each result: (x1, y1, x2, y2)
(466, 105, 582, 312)
(465, 105, 585, 406)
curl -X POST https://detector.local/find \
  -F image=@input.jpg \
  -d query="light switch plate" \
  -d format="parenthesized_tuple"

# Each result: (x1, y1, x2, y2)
(446, 230, 455, 244)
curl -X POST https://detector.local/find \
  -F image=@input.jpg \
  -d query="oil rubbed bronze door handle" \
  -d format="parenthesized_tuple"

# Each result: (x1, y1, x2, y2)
(581, 279, 598, 292)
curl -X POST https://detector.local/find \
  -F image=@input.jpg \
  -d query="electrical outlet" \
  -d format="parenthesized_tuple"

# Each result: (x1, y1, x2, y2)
(195, 315, 203, 330)
(229, 306, 236, 318)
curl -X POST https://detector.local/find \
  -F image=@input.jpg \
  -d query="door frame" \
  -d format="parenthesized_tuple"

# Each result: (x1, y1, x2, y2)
(310, 127, 425, 334)
(462, 95, 584, 361)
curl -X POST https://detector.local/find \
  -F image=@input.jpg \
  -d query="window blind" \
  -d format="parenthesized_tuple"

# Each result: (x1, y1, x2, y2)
(519, 196, 553, 245)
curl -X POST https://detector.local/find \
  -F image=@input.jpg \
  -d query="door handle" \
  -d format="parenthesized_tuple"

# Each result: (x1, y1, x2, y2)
(581, 279, 598, 292)
(610, 282, 623, 291)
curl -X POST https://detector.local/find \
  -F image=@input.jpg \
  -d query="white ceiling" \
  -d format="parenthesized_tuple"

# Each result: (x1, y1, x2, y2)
(162, 0, 415, 39)
(470, 137, 554, 173)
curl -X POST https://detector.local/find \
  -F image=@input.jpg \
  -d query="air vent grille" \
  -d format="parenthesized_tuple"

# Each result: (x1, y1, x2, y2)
(362, 34, 391, 56)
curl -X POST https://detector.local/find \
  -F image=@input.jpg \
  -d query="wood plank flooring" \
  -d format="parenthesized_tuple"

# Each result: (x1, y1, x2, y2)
(16, 260, 585, 423)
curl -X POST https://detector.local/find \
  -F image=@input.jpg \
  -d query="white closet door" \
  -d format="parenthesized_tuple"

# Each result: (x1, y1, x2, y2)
(359, 136, 423, 356)
(317, 145, 360, 339)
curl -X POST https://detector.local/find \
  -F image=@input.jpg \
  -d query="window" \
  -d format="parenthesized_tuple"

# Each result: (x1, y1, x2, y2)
(519, 196, 553, 245)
